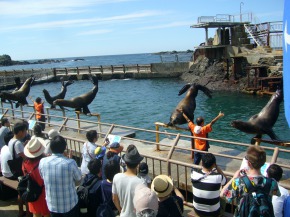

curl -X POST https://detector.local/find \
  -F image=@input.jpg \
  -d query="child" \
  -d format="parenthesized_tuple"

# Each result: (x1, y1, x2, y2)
(137, 162, 152, 187)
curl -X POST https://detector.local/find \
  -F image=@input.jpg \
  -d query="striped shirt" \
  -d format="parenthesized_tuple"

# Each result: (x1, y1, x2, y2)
(39, 154, 82, 213)
(191, 168, 226, 216)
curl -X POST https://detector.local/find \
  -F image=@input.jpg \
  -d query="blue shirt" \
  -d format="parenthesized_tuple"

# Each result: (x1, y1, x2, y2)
(39, 154, 82, 213)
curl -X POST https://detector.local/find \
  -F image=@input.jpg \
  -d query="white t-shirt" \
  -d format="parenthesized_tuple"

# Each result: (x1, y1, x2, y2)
(80, 141, 97, 175)
(137, 174, 152, 186)
(112, 173, 143, 217)
(8, 138, 24, 158)
(272, 184, 290, 217)
(1, 145, 13, 177)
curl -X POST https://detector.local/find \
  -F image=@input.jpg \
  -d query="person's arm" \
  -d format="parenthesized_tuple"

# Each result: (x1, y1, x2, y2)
(28, 96, 35, 103)
(173, 186, 184, 201)
(220, 169, 241, 197)
(112, 193, 122, 213)
(209, 111, 224, 126)
(176, 109, 191, 123)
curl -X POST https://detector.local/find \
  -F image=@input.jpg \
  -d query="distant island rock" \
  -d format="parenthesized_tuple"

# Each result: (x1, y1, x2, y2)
(0, 54, 67, 66)
(154, 50, 194, 55)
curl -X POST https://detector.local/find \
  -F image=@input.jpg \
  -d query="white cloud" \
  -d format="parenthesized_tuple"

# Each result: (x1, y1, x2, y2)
(0, 0, 134, 17)
(77, 29, 112, 35)
(0, 10, 165, 32)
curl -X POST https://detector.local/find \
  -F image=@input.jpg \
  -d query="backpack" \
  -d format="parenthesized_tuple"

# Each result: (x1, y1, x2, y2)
(283, 195, 290, 217)
(236, 176, 274, 217)
(95, 184, 115, 217)
(17, 164, 43, 202)
(77, 177, 99, 215)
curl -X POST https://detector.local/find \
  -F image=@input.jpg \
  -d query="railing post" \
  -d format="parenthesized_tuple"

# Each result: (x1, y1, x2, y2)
(46, 108, 51, 127)
(270, 147, 279, 164)
(155, 123, 160, 151)
(59, 117, 68, 133)
(123, 64, 126, 73)
(111, 65, 114, 73)
(166, 133, 180, 177)
(20, 105, 24, 119)
(88, 66, 91, 74)
(76, 67, 79, 75)
(100, 65, 103, 74)
(10, 101, 15, 118)
(65, 68, 68, 75)
(137, 64, 140, 73)
(104, 124, 115, 141)
(75, 111, 81, 133)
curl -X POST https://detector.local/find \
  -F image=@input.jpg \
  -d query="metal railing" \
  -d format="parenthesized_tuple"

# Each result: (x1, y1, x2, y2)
(1, 104, 290, 208)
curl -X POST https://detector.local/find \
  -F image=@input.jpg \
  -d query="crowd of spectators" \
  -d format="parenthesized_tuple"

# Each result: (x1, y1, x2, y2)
(0, 118, 289, 217)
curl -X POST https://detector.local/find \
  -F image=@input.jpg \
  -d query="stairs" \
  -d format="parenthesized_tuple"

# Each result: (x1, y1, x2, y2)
(244, 23, 268, 47)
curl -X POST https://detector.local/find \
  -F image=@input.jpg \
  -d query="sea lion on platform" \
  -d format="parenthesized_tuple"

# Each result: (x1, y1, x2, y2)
(168, 83, 212, 126)
(43, 77, 74, 109)
(231, 89, 283, 142)
(53, 76, 98, 115)
(0, 76, 35, 108)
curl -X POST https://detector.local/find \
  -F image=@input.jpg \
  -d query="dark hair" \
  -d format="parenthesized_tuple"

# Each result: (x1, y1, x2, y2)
(35, 97, 42, 103)
(106, 150, 117, 159)
(126, 162, 139, 169)
(196, 117, 204, 126)
(22, 120, 29, 129)
(13, 122, 27, 135)
(50, 135, 67, 154)
(87, 159, 102, 176)
(33, 124, 43, 136)
(201, 153, 216, 169)
(4, 131, 14, 145)
(105, 160, 120, 182)
(1, 118, 9, 126)
(86, 130, 97, 143)
(267, 164, 283, 182)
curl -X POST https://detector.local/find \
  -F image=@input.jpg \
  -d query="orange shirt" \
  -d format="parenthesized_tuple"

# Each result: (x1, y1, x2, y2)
(34, 102, 44, 119)
(188, 122, 212, 151)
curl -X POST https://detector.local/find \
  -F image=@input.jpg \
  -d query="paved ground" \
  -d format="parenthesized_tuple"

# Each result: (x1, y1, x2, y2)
(0, 197, 194, 217)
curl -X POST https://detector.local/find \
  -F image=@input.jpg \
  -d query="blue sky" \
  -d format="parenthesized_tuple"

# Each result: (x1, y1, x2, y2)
(0, 0, 284, 60)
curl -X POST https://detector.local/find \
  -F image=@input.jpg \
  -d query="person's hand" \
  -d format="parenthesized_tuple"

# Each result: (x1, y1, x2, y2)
(176, 108, 183, 113)
(218, 111, 224, 117)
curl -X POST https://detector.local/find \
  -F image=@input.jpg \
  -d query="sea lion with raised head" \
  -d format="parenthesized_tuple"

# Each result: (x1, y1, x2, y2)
(0, 75, 35, 108)
(43, 77, 74, 109)
(53, 75, 98, 115)
(231, 89, 283, 142)
(168, 83, 212, 126)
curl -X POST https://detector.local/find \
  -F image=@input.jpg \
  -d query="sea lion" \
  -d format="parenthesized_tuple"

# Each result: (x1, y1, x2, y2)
(43, 77, 74, 109)
(53, 75, 98, 115)
(231, 89, 283, 141)
(0, 76, 35, 108)
(168, 83, 212, 126)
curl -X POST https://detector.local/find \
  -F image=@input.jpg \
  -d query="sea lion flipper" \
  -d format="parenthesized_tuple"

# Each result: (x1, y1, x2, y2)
(265, 129, 279, 140)
(82, 106, 91, 115)
(178, 84, 191, 96)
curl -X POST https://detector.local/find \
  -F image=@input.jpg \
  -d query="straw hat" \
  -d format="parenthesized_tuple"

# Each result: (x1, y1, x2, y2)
(134, 184, 158, 214)
(48, 129, 59, 139)
(24, 138, 46, 158)
(151, 175, 173, 198)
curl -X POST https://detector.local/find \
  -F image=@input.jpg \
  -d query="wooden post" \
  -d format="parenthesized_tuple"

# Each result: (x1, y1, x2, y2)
(166, 133, 180, 177)
(65, 68, 68, 75)
(111, 65, 114, 73)
(88, 66, 91, 74)
(123, 64, 126, 73)
(270, 147, 279, 164)
(76, 67, 79, 75)
(155, 124, 160, 151)
(75, 111, 81, 133)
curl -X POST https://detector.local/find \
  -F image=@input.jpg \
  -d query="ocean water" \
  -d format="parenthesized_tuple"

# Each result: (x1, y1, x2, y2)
(0, 53, 192, 71)
(26, 78, 290, 146)
(1, 53, 289, 152)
